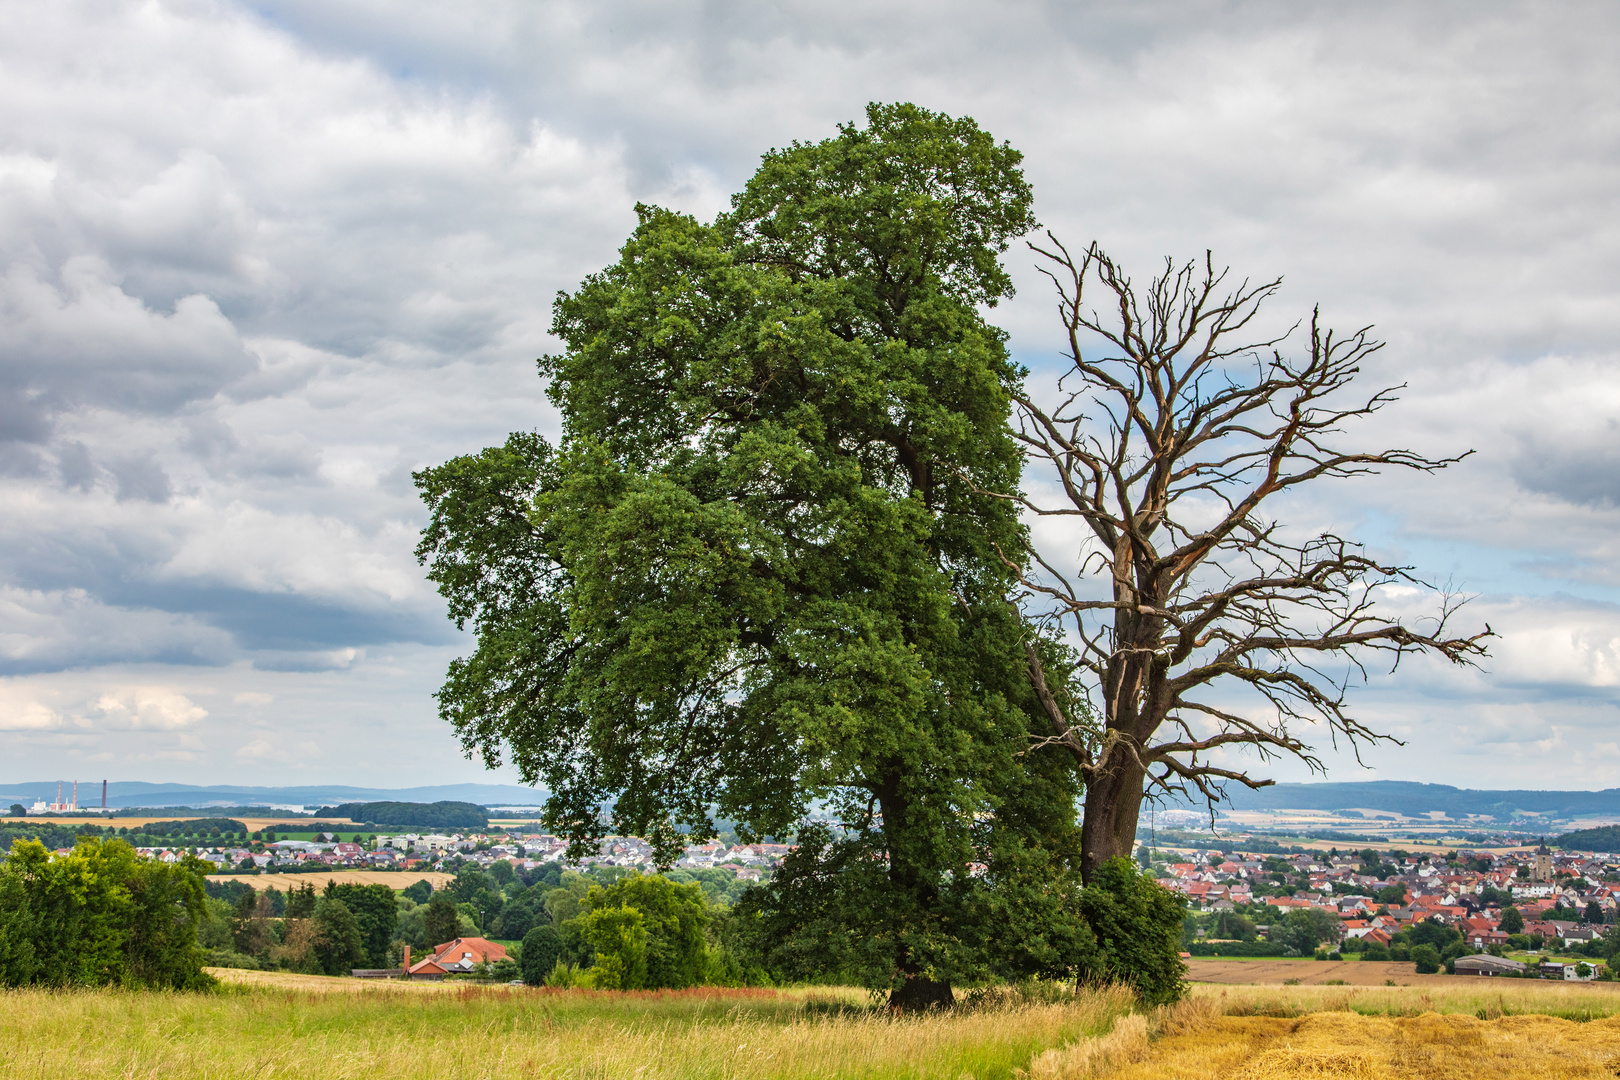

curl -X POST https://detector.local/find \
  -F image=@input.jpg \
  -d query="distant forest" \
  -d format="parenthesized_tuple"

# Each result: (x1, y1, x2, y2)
(1554, 825, 1620, 852)
(315, 800, 488, 829)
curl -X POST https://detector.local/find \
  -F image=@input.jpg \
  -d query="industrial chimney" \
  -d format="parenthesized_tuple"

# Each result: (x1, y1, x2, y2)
(101, 780, 107, 810)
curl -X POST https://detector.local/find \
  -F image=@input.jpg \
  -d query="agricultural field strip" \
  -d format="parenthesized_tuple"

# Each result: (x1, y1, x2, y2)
(19, 817, 382, 832)
(205, 870, 455, 891)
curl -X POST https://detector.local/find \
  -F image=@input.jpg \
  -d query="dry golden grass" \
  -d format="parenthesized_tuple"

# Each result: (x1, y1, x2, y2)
(205, 869, 455, 891)
(13, 971, 1620, 1079)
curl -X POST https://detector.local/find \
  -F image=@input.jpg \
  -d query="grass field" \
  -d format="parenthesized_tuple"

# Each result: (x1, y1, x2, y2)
(11, 970, 1620, 1079)
(0, 975, 1135, 1080)
(205, 869, 455, 891)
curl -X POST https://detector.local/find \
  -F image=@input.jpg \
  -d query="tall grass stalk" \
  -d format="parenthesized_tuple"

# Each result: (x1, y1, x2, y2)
(0, 979, 1136, 1080)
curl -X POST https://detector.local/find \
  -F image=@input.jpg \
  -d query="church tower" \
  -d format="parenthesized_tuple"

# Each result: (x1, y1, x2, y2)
(1532, 838, 1553, 883)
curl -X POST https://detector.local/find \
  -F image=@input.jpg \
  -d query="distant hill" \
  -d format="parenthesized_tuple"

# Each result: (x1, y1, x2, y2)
(0, 780, 547, 810)
(1555, 825, 1620, 852)
(1221, 781, 1620, 820)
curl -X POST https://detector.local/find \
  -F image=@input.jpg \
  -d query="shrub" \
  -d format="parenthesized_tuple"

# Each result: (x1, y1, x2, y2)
(546, 959, 592, 988)
(1412, 944, 1441, 974)
(1075, 858, 1187, 1006)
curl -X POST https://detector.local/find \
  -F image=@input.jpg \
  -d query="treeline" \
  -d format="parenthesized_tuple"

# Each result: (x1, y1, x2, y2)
(207, 880, 401, 976)
(2, 819, 253, 850)
(0, 838, 214, 989)
(1556, 826, 1620, 852)
(315, 801, 487, 829)
(199, 859, 762, 986)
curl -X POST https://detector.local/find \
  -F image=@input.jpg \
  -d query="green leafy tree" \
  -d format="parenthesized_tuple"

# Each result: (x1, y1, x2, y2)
(521, 924, 564, 985)
(423, 897, 461, 948)
(231, 890, 275, 958)
(1586, 900, 1605, 925)
(545, 872, 594, 925)
(1408, 921, 1461, 951)
(1411, 943, 1441, 974)
(1374, 884, 1408, 906)
(493, 897, 539, 940)
(1278, 908, 1343, 956)
(285, 881, 317, 919)
(0, 837, 213, 989)
(415, 102, 1090, 1009)
(1359, 941, 1390, 961)
(7, 804, 24, 817)
(1213, 910, 1256, 942)
(585, 875, 708, 989)
(581, 904, 649, 990)
(401, 879, 433, 905)
(312, 897, 366, 976)
(323, 882, 398, 967)
(1500, 905, 1525, 934)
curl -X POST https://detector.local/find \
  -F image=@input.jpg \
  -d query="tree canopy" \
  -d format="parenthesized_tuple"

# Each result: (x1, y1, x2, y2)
(0, 837, 214, 990)
(417, 102, 1095, 1008)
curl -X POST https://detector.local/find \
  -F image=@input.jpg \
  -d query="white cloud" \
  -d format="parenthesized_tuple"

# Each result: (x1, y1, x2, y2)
(0, 683, 62, 731)
(1, 0, 1618, 787)
(236, 737, 322, 764)
(94, 687, 207, 730)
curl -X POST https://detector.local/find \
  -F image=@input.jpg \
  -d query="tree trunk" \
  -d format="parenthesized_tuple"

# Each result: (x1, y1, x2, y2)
(875, 770, 955, 1011)
(1080, 755, 1146, 884)
(888, 974, 955, 1011)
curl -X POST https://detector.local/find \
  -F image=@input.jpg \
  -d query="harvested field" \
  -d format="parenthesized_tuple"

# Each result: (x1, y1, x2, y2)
(1089, 997, 1620, 1079)
(206, 870, 455, 891)
(1188, 958, 1620, 989)
(18, 816, 355, 831)
(1192, 958, 1421, 985)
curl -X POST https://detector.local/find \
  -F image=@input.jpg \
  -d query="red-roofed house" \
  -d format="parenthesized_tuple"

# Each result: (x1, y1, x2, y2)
(408, 937, 509, 979)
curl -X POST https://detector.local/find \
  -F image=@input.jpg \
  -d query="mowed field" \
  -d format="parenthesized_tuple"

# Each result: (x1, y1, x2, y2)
(205, 869, 454, 891)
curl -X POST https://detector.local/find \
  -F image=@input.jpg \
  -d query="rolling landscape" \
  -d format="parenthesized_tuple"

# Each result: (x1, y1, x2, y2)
(5, 1, 1618, 1077)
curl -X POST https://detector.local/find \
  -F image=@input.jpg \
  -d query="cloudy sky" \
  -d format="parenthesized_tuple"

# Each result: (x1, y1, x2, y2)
(2, 0, 1617, 792)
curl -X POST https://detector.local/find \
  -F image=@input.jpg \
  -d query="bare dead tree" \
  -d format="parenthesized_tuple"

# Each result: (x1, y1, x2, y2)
(1004, 237, 1492, 882)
